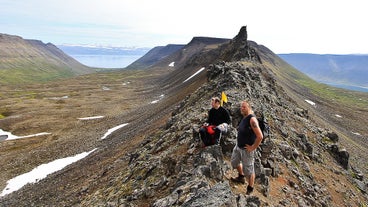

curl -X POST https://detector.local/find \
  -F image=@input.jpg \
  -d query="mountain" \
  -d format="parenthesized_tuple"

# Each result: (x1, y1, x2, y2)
(0, 34, 94, 84)
(126, 44, 186, 69)
(0, 27, 367, 206)
(126, 37, 230, 70)
(278, 53, 368, 91)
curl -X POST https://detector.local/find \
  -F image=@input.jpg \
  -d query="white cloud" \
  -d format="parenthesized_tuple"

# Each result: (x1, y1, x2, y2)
(0, 0, 367, 53)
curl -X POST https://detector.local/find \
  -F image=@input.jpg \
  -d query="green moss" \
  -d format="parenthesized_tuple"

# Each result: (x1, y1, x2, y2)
(295, 76, 368, 109)
(0, 60, 76, 85)
(263, 56, 368, 110)
(0, 107, 12, 118)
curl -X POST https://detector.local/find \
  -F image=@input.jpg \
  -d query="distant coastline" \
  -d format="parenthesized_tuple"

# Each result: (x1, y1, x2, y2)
(320, 81, 368, 93)
(58, 45, 150, 69)
(70, 54, 368, 93)
(69, 54, 142, 69)
(278, 53, 368, 93)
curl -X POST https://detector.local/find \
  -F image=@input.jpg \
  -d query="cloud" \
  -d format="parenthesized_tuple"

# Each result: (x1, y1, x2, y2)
(0, 0, 367, 53)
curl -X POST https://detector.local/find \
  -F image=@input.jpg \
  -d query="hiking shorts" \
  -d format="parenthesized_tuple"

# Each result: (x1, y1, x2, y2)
(231, 145, 255, 176)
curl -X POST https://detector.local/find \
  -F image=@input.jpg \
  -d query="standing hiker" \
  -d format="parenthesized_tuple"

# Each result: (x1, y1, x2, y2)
(199, 97, 231, 146)
(231, 100, 263, 195)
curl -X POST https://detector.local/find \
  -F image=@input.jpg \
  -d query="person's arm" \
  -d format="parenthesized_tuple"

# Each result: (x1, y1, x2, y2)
(245, 117, 263, 152)
(225, 109, 231, 124)
(207, 109, 213, 125)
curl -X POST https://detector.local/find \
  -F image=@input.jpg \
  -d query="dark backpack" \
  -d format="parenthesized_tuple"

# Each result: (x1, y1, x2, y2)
(257, 117, 270, 139)
(248, 114, 270, 140)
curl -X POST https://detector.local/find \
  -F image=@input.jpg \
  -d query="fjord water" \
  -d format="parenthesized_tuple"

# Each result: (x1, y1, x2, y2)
(58, 45, 149, 69)
(69, 54, 142, 69)
(320, 81, 368, 93)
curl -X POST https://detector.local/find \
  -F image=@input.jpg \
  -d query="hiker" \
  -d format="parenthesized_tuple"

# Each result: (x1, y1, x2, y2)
(231, 100, 263, 195)
(199, 97, 231, 146)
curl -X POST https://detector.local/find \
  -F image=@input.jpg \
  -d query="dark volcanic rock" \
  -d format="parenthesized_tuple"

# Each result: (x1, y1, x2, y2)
(2, 26, 367, 207)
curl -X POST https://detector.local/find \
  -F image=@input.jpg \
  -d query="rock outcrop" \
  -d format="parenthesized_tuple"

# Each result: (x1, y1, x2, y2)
(1, 27, 367, 207)
(81, 57, 367, 206)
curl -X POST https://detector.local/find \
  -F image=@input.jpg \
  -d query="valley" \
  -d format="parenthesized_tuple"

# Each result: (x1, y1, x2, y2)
(0, 68, 169, 193)
(278, 53, 368, 92)
(0, 27, 367, 206)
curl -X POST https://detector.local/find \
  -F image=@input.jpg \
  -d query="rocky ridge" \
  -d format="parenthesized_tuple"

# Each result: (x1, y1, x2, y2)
(79, 29, 367, 206)
(0, 27, 367, 206)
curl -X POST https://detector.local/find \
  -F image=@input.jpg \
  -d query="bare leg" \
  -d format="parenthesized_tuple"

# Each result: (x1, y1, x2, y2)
(237, 164, 244, 176)
(247, 173, 255, 187)
(245, 173, 255, 195)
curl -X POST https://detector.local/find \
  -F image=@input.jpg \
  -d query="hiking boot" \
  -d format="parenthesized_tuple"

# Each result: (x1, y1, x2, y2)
(231, 174, 245, 184)
(246, 185, 254, 195)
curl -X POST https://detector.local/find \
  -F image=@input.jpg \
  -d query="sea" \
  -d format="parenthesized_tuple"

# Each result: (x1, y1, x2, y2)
(320, 81, 368, 93)
(70, 54, 142, 69)
(68, 53, 368, 93)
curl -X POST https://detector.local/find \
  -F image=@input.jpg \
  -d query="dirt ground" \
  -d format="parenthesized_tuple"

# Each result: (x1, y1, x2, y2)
(0, 67, 367, 206)
(0, 68, 168, 192)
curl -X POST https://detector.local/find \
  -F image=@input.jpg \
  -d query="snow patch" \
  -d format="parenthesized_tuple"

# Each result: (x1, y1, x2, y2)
(0, 129, 51, 141)
(48, 96, 68, 100)
(183, 67, 205, 83)
(78, 116, 104, 120)
(0, 148, 97, 197)
(102, 86, 111, 91)
(151, 100, 159, 104)
(101, 123, 129, 139)
(335, 114, 342, 118)
(169, 62, 175, 67)
(150, 94, 165, 104)
(305, 99, 316, 106)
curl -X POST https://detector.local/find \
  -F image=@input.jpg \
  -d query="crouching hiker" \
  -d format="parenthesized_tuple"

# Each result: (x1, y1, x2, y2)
(199, 97, 231, 146)
(231, 100, 263, 195)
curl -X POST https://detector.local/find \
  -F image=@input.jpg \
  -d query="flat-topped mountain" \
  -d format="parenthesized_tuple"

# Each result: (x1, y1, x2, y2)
(127, 37, 230, 70)
(126, 44, 186, 69)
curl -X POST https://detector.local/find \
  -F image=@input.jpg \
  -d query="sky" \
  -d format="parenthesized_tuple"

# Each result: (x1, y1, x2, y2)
(0, 0, 367, 54)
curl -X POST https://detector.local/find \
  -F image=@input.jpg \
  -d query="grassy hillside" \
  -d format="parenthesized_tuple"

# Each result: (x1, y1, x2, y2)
(0, 34, 95, 84)
(278, 53, 368, 89)
(255, 44, 368, 109)
(0, 61, 75, 84)
(254, 43, 368, 176)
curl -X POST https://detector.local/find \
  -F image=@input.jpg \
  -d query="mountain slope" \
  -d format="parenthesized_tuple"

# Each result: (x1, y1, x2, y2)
(0, 27, 367, 206)
(254, 44, 368, 166)
(0, 34, 94, 84)
(126, 44, 185, 69)
(278, 53, 368, 90)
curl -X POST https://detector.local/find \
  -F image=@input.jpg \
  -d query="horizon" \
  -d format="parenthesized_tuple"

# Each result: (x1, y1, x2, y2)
(57, 43, 368, 56)
(1, 0, 367, 55)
